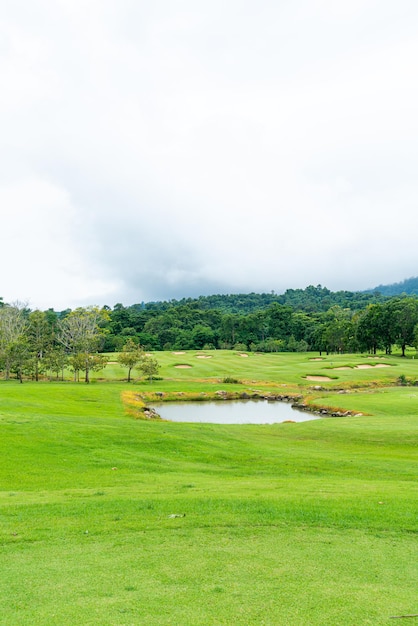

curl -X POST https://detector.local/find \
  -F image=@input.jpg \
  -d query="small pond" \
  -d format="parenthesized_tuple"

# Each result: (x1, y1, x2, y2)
(149, 400, 319, 424)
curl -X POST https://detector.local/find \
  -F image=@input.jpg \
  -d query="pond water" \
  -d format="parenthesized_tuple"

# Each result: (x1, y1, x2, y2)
(149, 400, 319, 424)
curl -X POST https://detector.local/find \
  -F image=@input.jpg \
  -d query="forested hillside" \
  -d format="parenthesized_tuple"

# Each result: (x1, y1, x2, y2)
(365, 276, 418, 297)
(143, 285, 384, 315)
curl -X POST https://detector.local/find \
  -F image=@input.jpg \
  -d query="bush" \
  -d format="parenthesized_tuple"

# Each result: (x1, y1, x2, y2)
(222, 376, 242, 384)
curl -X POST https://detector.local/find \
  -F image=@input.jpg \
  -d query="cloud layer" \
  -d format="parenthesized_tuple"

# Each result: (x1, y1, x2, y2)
(1, 1, 418, 309)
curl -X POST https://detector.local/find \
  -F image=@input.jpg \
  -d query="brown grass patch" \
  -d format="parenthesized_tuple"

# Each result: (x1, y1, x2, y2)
(121, 390, 145, 419)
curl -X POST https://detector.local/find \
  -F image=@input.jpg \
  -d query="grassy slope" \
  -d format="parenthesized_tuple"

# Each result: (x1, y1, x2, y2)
(0, 352, 417, 625)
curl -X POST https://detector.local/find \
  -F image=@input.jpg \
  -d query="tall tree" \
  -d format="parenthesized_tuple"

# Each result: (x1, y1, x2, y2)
(388, 298, 418, 357)
(0, 304, 28, 379)
(57, 307, 109, 382)
(28, 310, 55, 381)
(355, 304, 385, 354)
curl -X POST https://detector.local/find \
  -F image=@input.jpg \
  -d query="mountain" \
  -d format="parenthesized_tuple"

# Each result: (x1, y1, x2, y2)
(365, 276, 418, 296)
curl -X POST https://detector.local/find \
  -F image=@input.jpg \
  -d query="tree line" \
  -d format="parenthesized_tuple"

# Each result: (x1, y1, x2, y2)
(1, 289, 418, 381)
(0, 305, 159, 383)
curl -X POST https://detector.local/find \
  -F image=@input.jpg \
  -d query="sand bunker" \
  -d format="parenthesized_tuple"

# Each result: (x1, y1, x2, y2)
(239, 353, 249, 357)
(305, 376, 332, 381)
(174, 365, 192, 369)
(196, 355, 212, 359)
(310, 358, 324, 361)
(356, 364, 390, 369)
(172, 351, 186, 355)
(334, 367, 351, 370)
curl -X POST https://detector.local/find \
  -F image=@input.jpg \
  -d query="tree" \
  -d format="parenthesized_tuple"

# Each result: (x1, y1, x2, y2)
(57, 307, 109, 382)
(42, 347, 68, 381)
(10, 338, 31, 383)
(28, 310, 55, 381)
(267, 304, 293, 340)
(117, 338, 144, 382)
(191, 324, 216, 349)
(139, 355, 160, 382)
(219, 313, 239, 347)
(356, 304, 385, 354)
(322, 306, 353, 354)
(388, 298, 418, 357)
(0, 304, 28, 380)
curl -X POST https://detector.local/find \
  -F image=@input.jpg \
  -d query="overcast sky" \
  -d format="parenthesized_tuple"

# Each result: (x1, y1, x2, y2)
(1, 0, 418, 310)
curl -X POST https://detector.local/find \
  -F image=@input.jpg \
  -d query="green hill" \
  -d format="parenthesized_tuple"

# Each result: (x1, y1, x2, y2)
(365, 276, 418, 297)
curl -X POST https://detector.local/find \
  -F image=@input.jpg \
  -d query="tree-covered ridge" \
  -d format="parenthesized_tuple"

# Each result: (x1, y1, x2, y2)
(365, 276, 418, 297)
(141, 284, 385, 315)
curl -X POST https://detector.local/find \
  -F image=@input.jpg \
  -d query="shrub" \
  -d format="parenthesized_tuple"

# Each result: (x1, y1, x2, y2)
(222, 376, 242, 384)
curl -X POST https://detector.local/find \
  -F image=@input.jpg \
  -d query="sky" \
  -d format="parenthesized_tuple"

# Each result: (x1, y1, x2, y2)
(1, 0, 418, 311)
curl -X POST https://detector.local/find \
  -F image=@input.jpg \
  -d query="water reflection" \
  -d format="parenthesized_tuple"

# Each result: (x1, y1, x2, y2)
(150, 400, 318, 424)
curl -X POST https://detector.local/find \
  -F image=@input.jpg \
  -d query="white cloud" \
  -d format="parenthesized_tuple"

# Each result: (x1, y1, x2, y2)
(1, 0, 418, 308)
(0, 178, 120, 309)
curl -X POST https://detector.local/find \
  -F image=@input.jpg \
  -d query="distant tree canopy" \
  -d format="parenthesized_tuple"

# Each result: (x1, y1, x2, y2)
(364, 276, 418, 297)
(0, 284, 417, 381)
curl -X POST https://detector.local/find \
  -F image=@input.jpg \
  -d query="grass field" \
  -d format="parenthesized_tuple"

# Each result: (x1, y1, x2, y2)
(0, 351, 417, 625)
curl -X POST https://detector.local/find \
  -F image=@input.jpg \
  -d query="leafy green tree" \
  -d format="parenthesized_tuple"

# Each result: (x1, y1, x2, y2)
(191, 324, 216, 349)
(261, 338, 285, 352)
(58, 307, 109, 382)
(413, 323, 418, 353)
(0, 304, 28, 379)
(388, 298, 418, 357)
(322, 306, 353, 354)
(267, 304, 293, 340)
(42, 347, 68, 381)
(28, 310, 55, 381)
(118, 339, 144, 382)
(9, 338, 31, 383)
(219, 313, 240, 347)
(355, 304, 385, 354)
(68, 352, 108, 382)
(139, 355, 160, 382)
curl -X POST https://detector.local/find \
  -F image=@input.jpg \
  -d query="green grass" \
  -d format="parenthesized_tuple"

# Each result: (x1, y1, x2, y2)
(95, 349, 414, 389)
(0, 352, 417, 625)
